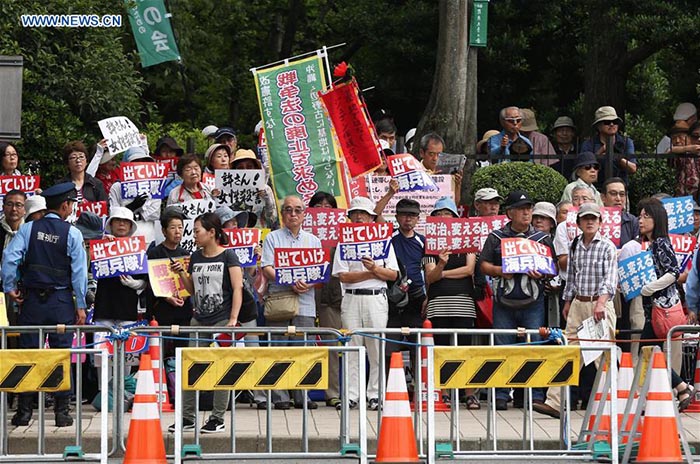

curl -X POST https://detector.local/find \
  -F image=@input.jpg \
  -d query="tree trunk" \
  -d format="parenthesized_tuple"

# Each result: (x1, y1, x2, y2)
(415, 0, 477, 205)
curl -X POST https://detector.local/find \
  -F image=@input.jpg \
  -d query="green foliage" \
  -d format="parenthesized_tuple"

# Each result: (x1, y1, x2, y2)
(142, 122, 209, 156)
(628, 159, 675, 208)
(471, 162, 567, 205)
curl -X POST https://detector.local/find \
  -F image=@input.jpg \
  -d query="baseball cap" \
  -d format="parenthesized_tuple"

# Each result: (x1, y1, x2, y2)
(474, 188, 503, 202)
(504, 190, 534, 209)
(577, 202, 601, 219)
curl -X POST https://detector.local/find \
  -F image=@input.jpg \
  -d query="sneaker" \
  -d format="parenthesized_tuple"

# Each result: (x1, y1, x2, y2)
(294, 401, 318, 410)
(274, 401, 291, 410)
(368, 398, 379, 411)
(337, 400, 358, 410)
(325, 397, 341, 408)
(200, 417, 225, 433)
(168, 418, 195, 433)
(256, 401, 268, 410)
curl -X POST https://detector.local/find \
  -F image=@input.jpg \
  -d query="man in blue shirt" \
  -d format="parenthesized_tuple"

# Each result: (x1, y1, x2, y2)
(487, 106, 534, 160)
(2, 182, 88, 427)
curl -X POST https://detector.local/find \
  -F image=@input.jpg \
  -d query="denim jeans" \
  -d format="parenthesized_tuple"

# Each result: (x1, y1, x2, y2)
(492, 298, 545, 402)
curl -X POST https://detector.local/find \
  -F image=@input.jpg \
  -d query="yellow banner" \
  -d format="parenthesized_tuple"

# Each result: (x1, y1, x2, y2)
(434, 346, 580, 389)
(147, 257, 191, 298)
(0, 349, 71, 392)
(182, 347, 328, 391)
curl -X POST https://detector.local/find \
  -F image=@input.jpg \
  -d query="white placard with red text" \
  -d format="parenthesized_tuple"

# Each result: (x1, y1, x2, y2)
(274, 247, 331, 285)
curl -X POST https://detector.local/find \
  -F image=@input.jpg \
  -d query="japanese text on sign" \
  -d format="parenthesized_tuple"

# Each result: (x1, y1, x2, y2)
(425, 216, 483, 254)
(338, 222, 393, 261)
(302, 207, 347, 248)
(565, 206, 621, 247)
(500, 237, 556, 275)
(90, 236, 148, 279)
(148, 257, 191, 298)
(77, 201, 108, 218)
(0, 175, 39, 202)
(662, 196, 694, 234)
(215, 169, 265, 209)
(97, 117, 141, 155)
(222, 228, 260, 267)
(640, 234, 697, 272)
(274, 247, 330, 285)
(618, 250, 657, 301)
(119, 162, 170, 199)
(179, 198, 217, 220)
(386, 153, 437, 192)
(479, 215, 509, 249)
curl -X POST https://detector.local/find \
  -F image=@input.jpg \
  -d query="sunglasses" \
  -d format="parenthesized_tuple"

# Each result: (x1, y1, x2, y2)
(582, 164, 599, 170)
(601, 120, 618, 126)
(504, 118, 522, 124)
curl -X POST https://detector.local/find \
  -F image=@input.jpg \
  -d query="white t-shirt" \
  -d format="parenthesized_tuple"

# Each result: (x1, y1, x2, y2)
(332, 245, 399, 291)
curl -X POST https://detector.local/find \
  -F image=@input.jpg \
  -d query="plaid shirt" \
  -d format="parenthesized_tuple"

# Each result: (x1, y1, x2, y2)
(563, 231, 618, 301)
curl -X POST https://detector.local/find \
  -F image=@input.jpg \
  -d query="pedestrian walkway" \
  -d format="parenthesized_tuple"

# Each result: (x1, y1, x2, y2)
(6, 405, 700, 456)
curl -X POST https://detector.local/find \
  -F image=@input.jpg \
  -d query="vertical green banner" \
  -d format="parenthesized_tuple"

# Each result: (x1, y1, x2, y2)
(469, 0, 489, 47)
(125, 0, 181, 67)
(253, 55, 347, 207)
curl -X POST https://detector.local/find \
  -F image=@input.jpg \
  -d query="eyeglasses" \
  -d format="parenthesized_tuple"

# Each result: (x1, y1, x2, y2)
(504, 118, 522, 124)
(68, 155, 86, 162)
(582, 164, 599, 170)
(4, 202, 25, 209)
(282, 206, 304, 215)
(606, 190, 626, 198)
(601, 120, 618, 126)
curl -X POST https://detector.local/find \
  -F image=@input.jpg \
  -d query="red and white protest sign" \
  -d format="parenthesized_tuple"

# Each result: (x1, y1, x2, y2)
(303, 207, 347, 248)
(479, 215, 510, 248)
(78, 201, 108, 218)
(501, 237, 556, 275)
(202, 172, 216, 191)
(274, 247, 331, 285)
(386, 153, 437, 192)
(641, 233, 697, 271)
(89, 236, 148, 279)
(425, 216, 484, 254)
(118, 162, 170, 199)
(0, 175, 40, 200)
(565, 206, 621, 247)
(338, 222, 393, 261)
(222, 228, 260, 267)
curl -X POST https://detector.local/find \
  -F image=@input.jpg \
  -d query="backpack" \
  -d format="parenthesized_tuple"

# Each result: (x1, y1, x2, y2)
(492, 228, 550, 309)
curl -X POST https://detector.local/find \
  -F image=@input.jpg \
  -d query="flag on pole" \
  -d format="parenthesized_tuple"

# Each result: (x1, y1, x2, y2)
(125, 0, 181, 67)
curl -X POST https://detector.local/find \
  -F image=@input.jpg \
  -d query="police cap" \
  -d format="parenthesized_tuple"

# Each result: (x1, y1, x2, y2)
(43, 182, 78, 207)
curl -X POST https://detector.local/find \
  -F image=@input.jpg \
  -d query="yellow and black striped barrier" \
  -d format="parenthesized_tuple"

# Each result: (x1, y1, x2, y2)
(0, 349, 71, 392)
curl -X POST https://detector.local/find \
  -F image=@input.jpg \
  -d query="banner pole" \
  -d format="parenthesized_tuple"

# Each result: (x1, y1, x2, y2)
(249, 43, 346, 74)
(321, 47, 333, 89)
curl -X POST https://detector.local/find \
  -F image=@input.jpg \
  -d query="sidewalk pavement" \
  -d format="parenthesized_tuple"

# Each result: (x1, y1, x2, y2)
(5, 404, 700, 457)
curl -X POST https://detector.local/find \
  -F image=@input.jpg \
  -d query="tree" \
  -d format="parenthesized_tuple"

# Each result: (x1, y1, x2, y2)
(414, 0, 477, 203)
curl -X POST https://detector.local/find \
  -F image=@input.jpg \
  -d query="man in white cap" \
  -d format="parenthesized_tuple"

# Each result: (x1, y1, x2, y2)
(473, 187, 502, 217)
(332, 196, 399, 411)
(656, 102, 697, 154)
(534, 202, 617, 419)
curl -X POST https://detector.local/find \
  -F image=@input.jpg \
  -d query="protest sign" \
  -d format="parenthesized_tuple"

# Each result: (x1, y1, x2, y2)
(302, 207, 347, 248)
(180, 219, 196, 254)
(253, 54, 348, 207)
(78, 201, 108, 218)
(662, 196, 694, 234)
(600, 206, 622, 247)
(179, 198, 217, 220)
(338, 222, 393, 261)
(425, 216, 484, 254)
(318, 79, 382, 177)
(565, 208, 580, 241)
(157, 157, 179, 184)
(618, 250, 657, 301)
(274, 247, 331, 285)
(215, 169, 266, 209)
(202, 172, 216, 191)
(0, 294, 7, 327)
(0, 175, 39, 201)
(386, 153, 438, 192)
(640, 233, 696, 272)
(222, 228, 260, 267)
(119, 162, 170, 199)
(97, 117, 142, 155)
(436, 153, 466, 175)
(90, 236, 148, 279)
(479, 215, 510, 248)
(148, 257, 191, 298)
(500, 237, 556, 275)
(349, 176, 369, 199)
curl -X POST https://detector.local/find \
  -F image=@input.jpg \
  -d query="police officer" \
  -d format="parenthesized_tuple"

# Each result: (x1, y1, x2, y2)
(2, 183, 88, 427)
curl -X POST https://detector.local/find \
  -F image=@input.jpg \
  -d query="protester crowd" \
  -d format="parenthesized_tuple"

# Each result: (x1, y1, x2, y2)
(1, 101, 700, 433)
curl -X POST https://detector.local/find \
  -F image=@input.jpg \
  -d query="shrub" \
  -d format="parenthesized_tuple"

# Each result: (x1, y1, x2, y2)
(471, 162, 567, 205)
(628, 159, 675, 208)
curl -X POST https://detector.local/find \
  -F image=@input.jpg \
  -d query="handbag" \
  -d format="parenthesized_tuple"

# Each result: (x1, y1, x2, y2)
(263, 291, 299, 322)
(651, 301, 686, 339)
(475, 282, 493, 328)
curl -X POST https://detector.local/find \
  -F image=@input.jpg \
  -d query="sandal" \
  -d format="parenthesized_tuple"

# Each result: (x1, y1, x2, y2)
(465, 395, 481, 410)
(678, 385, 695, 412)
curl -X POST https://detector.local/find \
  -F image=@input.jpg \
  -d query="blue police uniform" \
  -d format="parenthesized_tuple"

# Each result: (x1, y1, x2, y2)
(1, 182, 87, 426)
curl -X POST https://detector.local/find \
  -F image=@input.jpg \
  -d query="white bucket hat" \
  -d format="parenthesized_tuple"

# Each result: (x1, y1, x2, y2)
(105, 206, 137, 236)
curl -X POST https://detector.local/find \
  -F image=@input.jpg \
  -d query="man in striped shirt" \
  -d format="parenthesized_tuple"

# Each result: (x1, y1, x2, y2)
(534, 202, 618, 419)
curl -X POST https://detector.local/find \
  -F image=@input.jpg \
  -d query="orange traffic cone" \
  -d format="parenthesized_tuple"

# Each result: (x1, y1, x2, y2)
(617, 352, 642, 443)
(148, 318, 173, 412)
(412, 320, 449, 412)
(586, 362, 611, 442)
(636, 351, 683, 462)
(374, 352, 420, 463)
(685, 343, 700, 413)
(123, 354, 167, 464)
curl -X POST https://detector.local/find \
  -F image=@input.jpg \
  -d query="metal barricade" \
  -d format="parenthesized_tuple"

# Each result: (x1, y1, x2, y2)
(163, 326, 367, 464)
(0, 325, 110, 463)
(667, 325, 700, 383)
